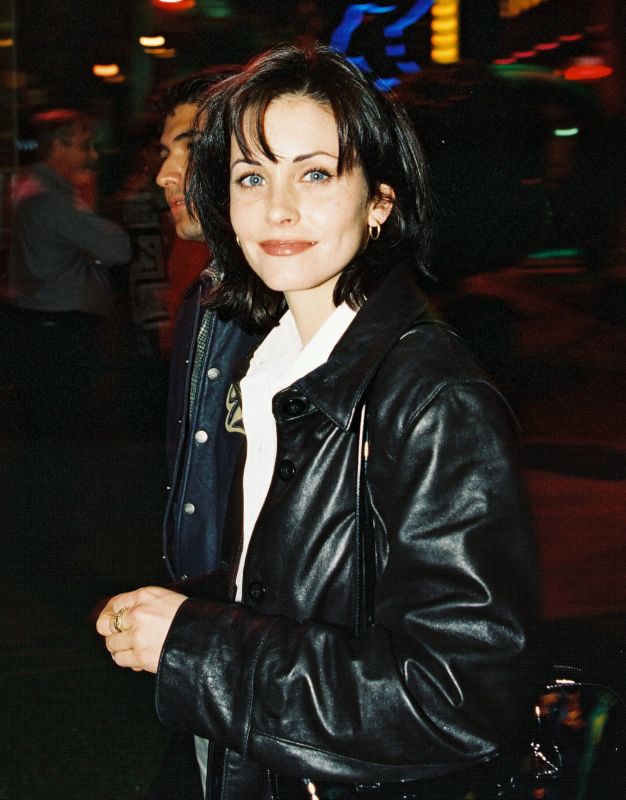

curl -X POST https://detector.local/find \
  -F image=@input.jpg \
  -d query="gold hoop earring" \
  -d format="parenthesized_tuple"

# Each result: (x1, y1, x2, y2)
(368, 223, 381, 241)
(236, 236, 242, 248)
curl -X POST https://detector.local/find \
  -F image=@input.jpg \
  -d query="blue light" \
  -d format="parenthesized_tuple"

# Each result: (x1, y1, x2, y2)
(384, 0, 434, 38)
(385, 43, 406, 56)
(396, 60, 421, 73)
(374, 76, 401, 91)
(346, 55, 375, 73)
(330, 3, 397, 53)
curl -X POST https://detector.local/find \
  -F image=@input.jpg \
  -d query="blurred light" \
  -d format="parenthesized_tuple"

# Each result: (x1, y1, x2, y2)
(139, 35, 166, 47)
(0, 37, 14, 48)
(431, 0, 458, 64)
(330, 4, 395, 53)
(346, 55, 373, 73)
(513, 50, 536, 59)
(431, 0, 457, 16)
(554, 127, 579, 137)
(535, 42, 559, 51)
(528, 248, 582, 260)
(17, 138, 38, 152)
(384, 0, 434, 37)
(92, 64, 120, 77)
(148, 47, 177, 58)
(431, 33, 457, 47)
(431, 17, 457, 33)
(105, 74, 127, 84)
(152, 0, 195, 9)
(500, 0, 546, 17)
(559, 33, 584, 42)
(197, 0, 232, 17)
(564, 63, 613, 81)
(386, 44, 406, 57)
(493, 58, 518, 65)
(374, 76, 401, 92)
(396, 60, 421, 73)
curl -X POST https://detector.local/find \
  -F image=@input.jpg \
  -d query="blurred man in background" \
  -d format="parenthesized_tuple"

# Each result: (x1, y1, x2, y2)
(8, 109, 131, 438)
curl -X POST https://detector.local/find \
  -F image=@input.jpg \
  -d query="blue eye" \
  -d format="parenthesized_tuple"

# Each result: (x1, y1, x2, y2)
(304, 169, 331, 183)
(239, 173, 264, 188)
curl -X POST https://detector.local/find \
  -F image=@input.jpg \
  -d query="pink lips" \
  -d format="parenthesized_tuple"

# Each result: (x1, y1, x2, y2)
(168, 198, 185, 212)
(259, 240, 316, 256)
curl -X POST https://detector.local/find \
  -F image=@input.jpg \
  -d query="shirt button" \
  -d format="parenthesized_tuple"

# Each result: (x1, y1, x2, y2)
(183, 502, 195, 515)
(248, 581, 266, 603)
(277, 459, 295, 481)
(283, 396, 306, 417)
(180, 574, 188, 581)
(207, 367, 221, 381)
(194, 430, 208, 444)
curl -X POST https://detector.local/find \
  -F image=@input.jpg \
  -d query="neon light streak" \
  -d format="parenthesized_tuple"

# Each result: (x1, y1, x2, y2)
(330, 3, 396, 53)
(384, 0, 434, 38)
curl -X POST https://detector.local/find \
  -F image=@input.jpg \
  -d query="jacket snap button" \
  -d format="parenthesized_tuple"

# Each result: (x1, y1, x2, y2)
(183, 502, 195, 515)
(194, 430, 208, 444)
(207, 367, 221, 381)
(248, 581, 266, 602)
(277, 459, 295, 481)
(283, 397, 306, 417)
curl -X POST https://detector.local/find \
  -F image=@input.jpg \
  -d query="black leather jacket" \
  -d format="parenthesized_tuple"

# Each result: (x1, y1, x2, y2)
(156, 262, 536, 799)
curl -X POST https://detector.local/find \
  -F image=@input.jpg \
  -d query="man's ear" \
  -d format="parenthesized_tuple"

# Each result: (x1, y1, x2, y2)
(367, 183, 395, 227)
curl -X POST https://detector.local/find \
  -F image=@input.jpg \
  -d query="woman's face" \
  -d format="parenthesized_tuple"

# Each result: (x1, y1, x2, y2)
(229, 94, 392, 307)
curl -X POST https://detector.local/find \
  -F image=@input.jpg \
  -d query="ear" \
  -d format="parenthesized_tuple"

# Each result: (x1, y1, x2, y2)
(367, 183, 395, 227)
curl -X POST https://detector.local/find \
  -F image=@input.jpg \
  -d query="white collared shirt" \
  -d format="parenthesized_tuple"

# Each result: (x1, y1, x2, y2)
(236, 302, 357, 601)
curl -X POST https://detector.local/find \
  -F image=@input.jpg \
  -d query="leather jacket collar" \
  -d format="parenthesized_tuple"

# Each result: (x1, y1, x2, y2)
(292, 262, 430, 430)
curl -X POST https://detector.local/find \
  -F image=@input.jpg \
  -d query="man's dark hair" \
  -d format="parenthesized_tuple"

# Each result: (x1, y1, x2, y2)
(186, 44, 432, 334)
(30, 109, 92, 160)
(152, 65, 242, 118)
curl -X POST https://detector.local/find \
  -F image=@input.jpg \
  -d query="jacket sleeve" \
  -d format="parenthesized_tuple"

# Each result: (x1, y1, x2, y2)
(24, 191, 131, 268)
(155, 381, 536, 783)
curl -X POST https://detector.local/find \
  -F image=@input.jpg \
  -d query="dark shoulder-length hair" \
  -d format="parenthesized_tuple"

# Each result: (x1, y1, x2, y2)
(186, 44, 432, 334)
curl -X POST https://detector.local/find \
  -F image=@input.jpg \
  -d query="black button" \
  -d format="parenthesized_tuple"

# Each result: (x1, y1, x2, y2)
(283, 396, 306, 417)
(277, 459, 296, 481)
(248, 581, 266, 602)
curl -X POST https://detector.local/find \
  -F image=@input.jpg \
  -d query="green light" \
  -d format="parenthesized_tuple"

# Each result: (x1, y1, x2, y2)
(527, 248, 583, 259)
(197, 0, 232, 17)
(554, 127, 580, 137)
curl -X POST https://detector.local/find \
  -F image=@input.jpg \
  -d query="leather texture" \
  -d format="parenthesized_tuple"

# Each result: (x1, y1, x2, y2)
(156, 262, 537, 800)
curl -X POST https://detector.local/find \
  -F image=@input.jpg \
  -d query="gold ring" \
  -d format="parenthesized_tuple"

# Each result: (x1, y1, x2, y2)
(111, 606, 130, 634)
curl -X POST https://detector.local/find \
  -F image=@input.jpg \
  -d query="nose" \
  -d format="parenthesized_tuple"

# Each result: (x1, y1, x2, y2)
(266, 181, 300, 226)
(156, 157, 181, 190)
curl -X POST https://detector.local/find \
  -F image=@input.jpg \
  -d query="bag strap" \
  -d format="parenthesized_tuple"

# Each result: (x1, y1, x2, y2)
(354, 400, 375, 638)
(353, 319, 452, 639)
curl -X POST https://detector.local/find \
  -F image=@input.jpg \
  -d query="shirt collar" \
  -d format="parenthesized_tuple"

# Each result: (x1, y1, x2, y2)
(248, 303, 357, 397)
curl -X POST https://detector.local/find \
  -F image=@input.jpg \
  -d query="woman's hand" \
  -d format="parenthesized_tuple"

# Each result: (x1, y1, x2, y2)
(96, 587, 188, 673)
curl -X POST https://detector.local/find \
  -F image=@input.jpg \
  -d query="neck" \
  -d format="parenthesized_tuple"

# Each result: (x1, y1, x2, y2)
(285, 280, 337, 346)
(43, 157, 72, 183)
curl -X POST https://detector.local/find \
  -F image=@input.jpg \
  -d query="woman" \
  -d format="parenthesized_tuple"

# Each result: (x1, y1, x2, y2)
(97, 45, 536, 800)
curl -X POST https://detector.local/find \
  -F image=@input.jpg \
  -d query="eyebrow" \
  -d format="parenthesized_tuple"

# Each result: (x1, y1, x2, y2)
(159, 130, 195, 150)
(230, 150, 338, 169)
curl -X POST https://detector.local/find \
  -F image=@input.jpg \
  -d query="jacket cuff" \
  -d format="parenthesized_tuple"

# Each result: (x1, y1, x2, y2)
(155, 598, 272, 752)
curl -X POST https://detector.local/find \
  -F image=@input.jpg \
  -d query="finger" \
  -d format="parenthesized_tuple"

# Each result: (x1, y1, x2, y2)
(96, 592, 139, 635)
(105, 631, 133, 652)
(110, 648, 141, 670)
